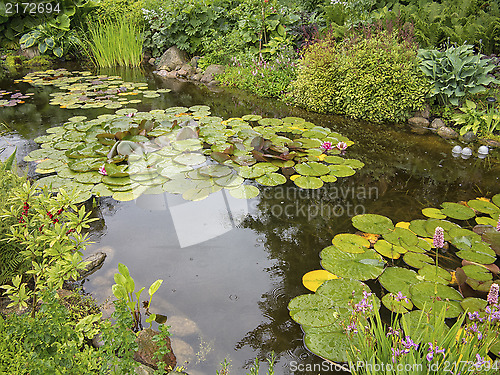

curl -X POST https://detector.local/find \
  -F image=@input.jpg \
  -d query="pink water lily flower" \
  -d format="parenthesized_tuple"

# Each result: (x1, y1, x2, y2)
(125, 112, 135, 117)
(321, 141, 333, 151)
(336, 141, 348, 151)
(98, 165, 107, 176)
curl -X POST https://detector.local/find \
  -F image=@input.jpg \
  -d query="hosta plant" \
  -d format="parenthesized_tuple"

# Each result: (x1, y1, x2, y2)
(418, 44, 499, 107)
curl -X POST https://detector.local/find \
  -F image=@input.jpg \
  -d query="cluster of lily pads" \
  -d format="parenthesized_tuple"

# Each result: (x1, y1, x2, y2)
(15, 69, 170, 110)
(26, 105, 364, 202)
(289, 196, 500, 362)
(0, 89, 33, 107)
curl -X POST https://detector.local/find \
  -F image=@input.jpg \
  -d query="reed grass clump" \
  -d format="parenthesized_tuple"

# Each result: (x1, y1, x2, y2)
(81, 16, 143, 68)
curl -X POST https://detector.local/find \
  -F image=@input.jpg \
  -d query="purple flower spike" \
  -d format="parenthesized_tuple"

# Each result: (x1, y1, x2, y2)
(496, 214, 500, 232)
(487, 283, 499, 305)
(433, 226, 444, 249)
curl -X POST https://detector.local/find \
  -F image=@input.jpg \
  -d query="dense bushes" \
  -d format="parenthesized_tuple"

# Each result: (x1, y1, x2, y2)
(288, 28, 430, 123)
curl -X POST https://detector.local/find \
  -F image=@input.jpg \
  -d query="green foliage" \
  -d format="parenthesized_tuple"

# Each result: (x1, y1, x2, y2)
(453, 99, 500, 136)
(0, 151, 27, 286)
(289, 28, 430, 123)
(218, 48, 298, 98)
(142, 0, 237, 56)
(0, 289, 101, 375)
(100, 299, 139, 374)
(0, 183, 97, 315)
(86, 0, 146, 26)
(418, 44, 499, 107)
(346, 305, 497, 374)
(400, 0, 500, 55)
(79, 15, 144, 67)
(198, 29, 249, 69)
(112, 263, 163, 332)
(152, 324, 173, 375)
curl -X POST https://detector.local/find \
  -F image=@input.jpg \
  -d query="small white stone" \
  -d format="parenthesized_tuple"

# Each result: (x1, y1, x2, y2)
(478, 145, 489, 155)
(452, 145, 462, 154)
(461, 147, 472, 156)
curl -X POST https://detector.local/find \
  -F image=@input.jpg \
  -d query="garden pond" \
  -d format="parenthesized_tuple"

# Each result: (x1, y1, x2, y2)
(1, 66, 500, 374)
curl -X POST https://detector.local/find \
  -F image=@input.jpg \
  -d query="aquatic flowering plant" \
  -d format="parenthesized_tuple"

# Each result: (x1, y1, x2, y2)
(345, 292, 499, 374)
(321, 141, 333, 151)
(336, 141, 348, 151)
(98, 165, 107, 176)
(433, 226, 444, 249)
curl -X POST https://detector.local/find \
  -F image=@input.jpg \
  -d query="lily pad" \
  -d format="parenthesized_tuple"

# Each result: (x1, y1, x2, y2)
(460, 297, 487, 313)
(295, 162, 330, 177)
(352, 214, 394, 235)
(467, 199, 500, 216)
(304, 332, 353, 363)
(379, 267, 420, 296)
(383, 227, 419, 247)
(228, 184, 259, 199)
(403, 252, 434, 269)
(373, 240, 407, 259)
(302, 270, 339, 292)
(409, 282, 463, 318)
(462, 264, 492, 282)
(440, 202, 475, 220)
(417, 264, 452, 284)
(173, 153, 206, 166)
(255, 172, 286, 186)
(321, 247, 385, 280)
(293, 176, 324, 189)
(422, 207, 446, 219)
(331, 234, 370, 254)
(382, 293, 413, 313)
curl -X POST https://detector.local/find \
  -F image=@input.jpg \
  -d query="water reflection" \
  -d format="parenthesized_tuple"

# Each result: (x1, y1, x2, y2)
(0, 66, 499, 374)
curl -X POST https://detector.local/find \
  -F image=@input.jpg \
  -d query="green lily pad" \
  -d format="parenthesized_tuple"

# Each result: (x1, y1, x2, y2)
(320, 175, 337, 183)
(379, 267, 420, 296)
(258, 118, 283, 126)
(173, 153, 206, 166)
(492, 194, 500, 208)
(316, 279, 376, 307)
(295, 162, 330, 177)
(228, 185, 259, 199)
(440, 202, 475, 220)
(373, 240, 407, 259)
(382, 293, 413, 313)
(75, 172, 102, 184)
(241, 114, 262, 122)
(321, 247, 385, 280)
(182, 186, 211, 201)
(293, 175, 324, 189)
(352, 214, 394, 235)
(467, 199, 500, 216)
(328, 165, 356, 177)
(324, 156, 344, 164)
(460, 297, 487, 313)
(331, 234, 370, 254)
(92, 183, 114, 197)
(403, 252, 433, 269)
(409, 220, 429, 237)
(475, 217, 497, 226)
(401, 310, 450, 343)
(462, 264, 493, 282)
(383, 227, 419, 247)
(417, 264, 451, 284)
(255, 172, 286, 186)
(102, 176, 132, 186)
(456, 243, 496, 264)
(214, 174, 244, 188)
(409, 282, 463, 318)
(422, 207, 446, 219)
(304, 331, 353, 363)
(198, 165, 232, 178)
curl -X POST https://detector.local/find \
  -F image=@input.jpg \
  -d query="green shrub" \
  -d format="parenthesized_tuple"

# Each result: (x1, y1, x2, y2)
(0, 289, 101, 375)
(86, 0, 146, 26)
(218, 47, 298, 98)
(400, 0, 500, 55)
(142, 0, 237, 57)
(0, 151, 26, 286)
(288, 28, 430, 123)
(417, 44, 499, 107)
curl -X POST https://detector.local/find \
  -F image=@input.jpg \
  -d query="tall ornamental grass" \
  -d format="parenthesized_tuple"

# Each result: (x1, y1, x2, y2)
(81, 16, 143, 68)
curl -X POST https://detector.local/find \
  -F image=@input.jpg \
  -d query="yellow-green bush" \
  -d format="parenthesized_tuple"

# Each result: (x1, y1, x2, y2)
(288, 30, 431, 123)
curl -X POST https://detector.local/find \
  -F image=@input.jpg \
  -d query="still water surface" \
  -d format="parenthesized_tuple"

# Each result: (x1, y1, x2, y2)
(1, 66, 499, 374)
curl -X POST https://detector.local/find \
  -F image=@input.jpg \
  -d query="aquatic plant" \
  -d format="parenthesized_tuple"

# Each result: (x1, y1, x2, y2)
(16, 69, 170, 110)
(0, 90, 34, 108)
(80, 15, 144, 68)
(25, 94, 363, 202)
(288, 195, 500, 362)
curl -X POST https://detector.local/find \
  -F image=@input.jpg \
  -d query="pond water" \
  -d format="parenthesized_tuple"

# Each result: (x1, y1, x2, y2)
(1, 66, 500, 375)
